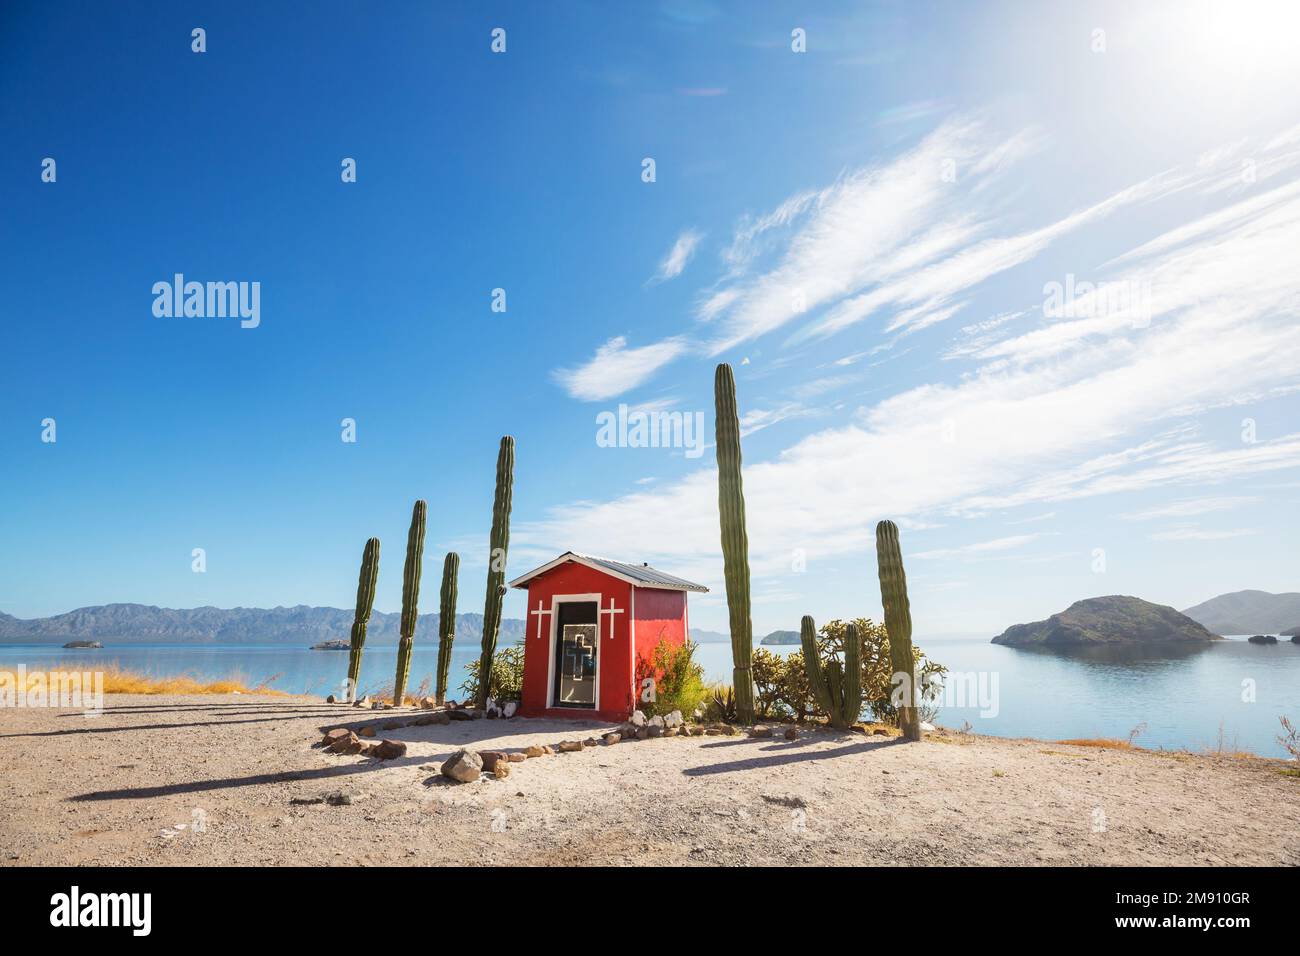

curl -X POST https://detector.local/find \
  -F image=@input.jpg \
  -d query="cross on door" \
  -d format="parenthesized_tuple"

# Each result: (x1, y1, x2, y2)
(598, 596, 624, 639)
(530, 600, 553, 639)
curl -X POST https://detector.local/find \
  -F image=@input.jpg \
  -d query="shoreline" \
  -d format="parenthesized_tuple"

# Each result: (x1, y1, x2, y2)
(8, 639, 1299, 758)
(2, 694, 1296, 867)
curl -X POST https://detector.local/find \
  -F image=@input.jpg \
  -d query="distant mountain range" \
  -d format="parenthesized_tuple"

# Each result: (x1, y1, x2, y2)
(993, 596, 1219, 647)
(0, 604, 525, 646)
(1180, 590, 1300, 635)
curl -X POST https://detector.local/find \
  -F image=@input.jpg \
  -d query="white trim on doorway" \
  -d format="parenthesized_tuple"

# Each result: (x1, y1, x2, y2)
(629, 586, 637, 711)
(544, 592, 602, 711)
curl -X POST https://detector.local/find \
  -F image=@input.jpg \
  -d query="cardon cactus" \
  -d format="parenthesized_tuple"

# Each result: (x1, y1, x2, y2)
(392, 500, 427, 706)
(876, 519, 921, 741)
(345, 537, 380, 702)
(435, 552, 459, 704)
(475, 436, 514, 709)
(714, 363, 755, 724)
(800, 615, 862, 729)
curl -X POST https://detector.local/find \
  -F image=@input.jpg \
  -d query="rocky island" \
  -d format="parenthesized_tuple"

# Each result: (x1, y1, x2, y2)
(310, 640, 350, 650)
(62, 640, 103, 648)
(992, 595, 1221, 647)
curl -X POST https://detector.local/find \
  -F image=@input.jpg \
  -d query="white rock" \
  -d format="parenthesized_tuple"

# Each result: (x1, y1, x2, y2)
(665, 710, 683, 728)
(648, 715, 665, 729)
(630, 710, 647, 727)
(919, 721, 936, 732)
(503, 701, 518, 718)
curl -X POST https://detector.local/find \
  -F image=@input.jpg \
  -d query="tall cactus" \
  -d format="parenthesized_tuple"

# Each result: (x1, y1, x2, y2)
(842, 622, 862, 726)
(714, 363, 755, 724)
(876, 519, 921, 741)
(799, 615, 862, 729)
(435, 552, 459, 704)
(475, 436, 514, 709)
(345, 537, 380, 703)
(392, 499, 427, 706)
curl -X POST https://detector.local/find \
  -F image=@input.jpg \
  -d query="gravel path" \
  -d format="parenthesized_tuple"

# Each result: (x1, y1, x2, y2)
(2, 694, 1297, 866)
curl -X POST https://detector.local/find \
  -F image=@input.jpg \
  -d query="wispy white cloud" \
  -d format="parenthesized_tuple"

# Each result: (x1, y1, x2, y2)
(1006, 511, 1056, 525)
(700, 119, 1009, 353)
(528, 123, 1300, 606)
(1120, 496, 1257, 521)
(1149, 526, 1258, 541)
(651, 229, 704, 283)
(552, 336, 688, 401)
(738, 402, 813, 438)
(913, 533, 1050, 560)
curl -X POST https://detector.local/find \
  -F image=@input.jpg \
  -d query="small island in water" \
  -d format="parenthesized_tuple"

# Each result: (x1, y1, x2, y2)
(759, 630, 799, 646)
(62, 640, 103, 648)
(993, 595, 1220, 647)
(310, 639, 350, 650)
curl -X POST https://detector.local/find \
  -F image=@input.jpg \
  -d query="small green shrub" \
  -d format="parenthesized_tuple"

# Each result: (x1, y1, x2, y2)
(634, 637, 708, 719)
(459, 641, 525, 703)
(752, 647, 814, 721)
(702, 682, 737, 723)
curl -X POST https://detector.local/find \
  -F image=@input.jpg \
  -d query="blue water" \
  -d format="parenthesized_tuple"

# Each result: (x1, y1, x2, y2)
(3, 636, 1297, 757)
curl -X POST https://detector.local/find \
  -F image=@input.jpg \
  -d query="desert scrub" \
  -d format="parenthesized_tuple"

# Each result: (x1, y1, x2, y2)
(634, 637, 707, 719)
(1279, 716, 1299, 760)
(702, 683, 737, 723)
(459, 641, 524, 703)
(752, 647, 814, 721)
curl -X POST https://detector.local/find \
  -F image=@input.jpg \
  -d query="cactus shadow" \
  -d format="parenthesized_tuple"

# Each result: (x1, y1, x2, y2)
(3, 707, 354, 740)
(66, 752, 434, 802)
(683, 737, 897, 777)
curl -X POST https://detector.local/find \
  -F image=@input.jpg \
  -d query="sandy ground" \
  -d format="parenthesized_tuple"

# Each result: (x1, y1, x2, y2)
(1, 694, 1297, 867)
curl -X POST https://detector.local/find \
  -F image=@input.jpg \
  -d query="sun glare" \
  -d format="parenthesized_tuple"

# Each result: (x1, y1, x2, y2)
(1173, 0, 1300, 78)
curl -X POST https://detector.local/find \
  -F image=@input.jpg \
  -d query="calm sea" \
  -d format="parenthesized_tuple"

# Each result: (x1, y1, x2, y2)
(3, 636, 1297, 757)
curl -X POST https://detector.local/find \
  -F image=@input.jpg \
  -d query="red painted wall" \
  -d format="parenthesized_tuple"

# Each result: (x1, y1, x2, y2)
(632, 587, 688, 663)
(516, 562, 691, 721)
(519, 562, 633, 720)
(632, 587, 688, 713)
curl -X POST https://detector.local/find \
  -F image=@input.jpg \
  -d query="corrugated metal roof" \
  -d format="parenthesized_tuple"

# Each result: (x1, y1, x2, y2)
(508, 552, 709, 592)
(573, 554, 709, 592)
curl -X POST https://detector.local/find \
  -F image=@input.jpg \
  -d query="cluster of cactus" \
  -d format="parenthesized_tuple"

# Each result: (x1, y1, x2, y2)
(391, 499, 427, 706)
(345, 537, 380, 702)
(435, 552, 459, 704)
(800, 616, 862, 729)
(793, 522, 919, 738)
(876, 519, 920, 741)
(475, 436, 515, 709)
(713, 363, 755, 724)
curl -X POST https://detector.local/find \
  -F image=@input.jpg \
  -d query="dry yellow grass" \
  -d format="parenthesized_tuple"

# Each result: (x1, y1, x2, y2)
(1057, 737, 1135, 749)
(0, 664, 288, 696)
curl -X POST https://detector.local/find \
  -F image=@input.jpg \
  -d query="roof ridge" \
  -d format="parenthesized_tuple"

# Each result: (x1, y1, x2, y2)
(508, 553, 709, 593)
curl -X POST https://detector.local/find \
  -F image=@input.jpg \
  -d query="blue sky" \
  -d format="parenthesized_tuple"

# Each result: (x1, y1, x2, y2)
(3, 0, 1299, 635)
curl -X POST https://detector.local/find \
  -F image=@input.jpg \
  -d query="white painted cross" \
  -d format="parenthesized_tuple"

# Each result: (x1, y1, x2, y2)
(599, 596, 624, 639)
(530, 600, 553, 639)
